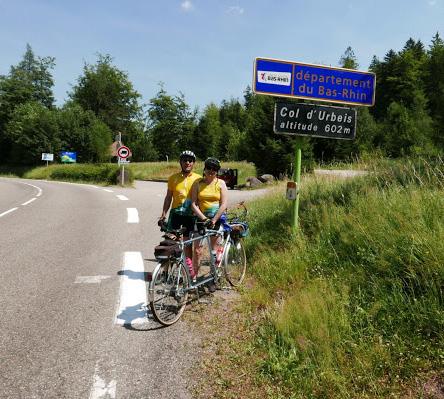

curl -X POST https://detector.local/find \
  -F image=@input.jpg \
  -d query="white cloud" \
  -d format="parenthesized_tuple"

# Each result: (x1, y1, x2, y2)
(429, 0, 437, 5)
(181, 1, 193, 11)
(227, 6, 244, 15)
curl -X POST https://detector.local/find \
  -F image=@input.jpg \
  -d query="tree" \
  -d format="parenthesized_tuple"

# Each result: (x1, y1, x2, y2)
(244, 89, 313, 176)
(0, 44, 55, 159)
(6, 102, 60, 164)
(58, 104, 112, 163)
(424, 33, 444, 149)
(194, 103, 222, 160)
(69, 54, 142, 140)
(147, 85, 197, 160)
(339, 46, 359, 69)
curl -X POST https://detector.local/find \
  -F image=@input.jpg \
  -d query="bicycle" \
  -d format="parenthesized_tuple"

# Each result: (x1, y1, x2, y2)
(148, 203, 249, 326)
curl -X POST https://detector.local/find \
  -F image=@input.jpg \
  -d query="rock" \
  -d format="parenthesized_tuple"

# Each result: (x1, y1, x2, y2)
(246, 176, 262, 187)
(258, 174, 275, 183)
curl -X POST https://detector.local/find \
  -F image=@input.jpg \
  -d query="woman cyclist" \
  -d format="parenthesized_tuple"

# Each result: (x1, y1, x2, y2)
(191, 157, 228, 290)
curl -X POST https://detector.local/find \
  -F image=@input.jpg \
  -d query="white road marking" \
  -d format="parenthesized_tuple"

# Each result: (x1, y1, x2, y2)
(75, 275, 111, 284)
(116, 195, 129, 201)
(126, 208, 139, 223)
(115, 252, 148, 326)
(89, 366, 116, 399)
(103, 189, 113, 193)
(0, 208, 18, 218)
(21, 198, 37, 206)
(22, 182, 42, 197)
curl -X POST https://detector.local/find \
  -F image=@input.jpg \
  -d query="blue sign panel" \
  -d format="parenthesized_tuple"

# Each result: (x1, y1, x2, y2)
(60, 151, 77, 163)
(254, 57, 376, 106)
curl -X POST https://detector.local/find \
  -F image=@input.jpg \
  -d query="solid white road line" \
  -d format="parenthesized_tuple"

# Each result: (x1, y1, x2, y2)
(126, 208, 139, 223)
(115, 252, 148, 326)
(116, 195, 129, 201)
(22, 182, 42, 197)
(21, 198, 37, 206)
(0, 208, 18, 218)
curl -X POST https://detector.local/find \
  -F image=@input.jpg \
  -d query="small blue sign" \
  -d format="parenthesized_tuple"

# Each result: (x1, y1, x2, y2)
(254, 57, 376, 106)
(60, 151, 77, 163)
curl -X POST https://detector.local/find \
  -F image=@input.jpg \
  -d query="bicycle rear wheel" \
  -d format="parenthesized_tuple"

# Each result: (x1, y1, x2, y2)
(149, 259, 189, 326)
(224, 238, 246, 286)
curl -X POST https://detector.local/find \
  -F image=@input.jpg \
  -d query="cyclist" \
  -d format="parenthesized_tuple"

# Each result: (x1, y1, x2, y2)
(159, 150, 201, 277)
(191, 157, 228, 291)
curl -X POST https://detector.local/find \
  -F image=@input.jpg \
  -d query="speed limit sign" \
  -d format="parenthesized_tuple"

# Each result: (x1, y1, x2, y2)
(117, 146, 130, 159)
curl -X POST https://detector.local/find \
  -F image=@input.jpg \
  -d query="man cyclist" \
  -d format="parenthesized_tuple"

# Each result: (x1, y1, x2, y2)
(159, 150, 201, 277)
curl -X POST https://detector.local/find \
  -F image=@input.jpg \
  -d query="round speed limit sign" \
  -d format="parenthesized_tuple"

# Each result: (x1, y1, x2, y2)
(117, 146, 130, 159)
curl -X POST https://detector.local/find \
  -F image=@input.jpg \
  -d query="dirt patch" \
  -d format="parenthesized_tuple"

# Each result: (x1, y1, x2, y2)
(183, 284, 268, 399)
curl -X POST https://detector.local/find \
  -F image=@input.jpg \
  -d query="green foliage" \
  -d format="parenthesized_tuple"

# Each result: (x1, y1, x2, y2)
(147, 85, 197, 160)
(0, 44, 55, 159)
(244, 159, 444, 397)
(69, 54, 142, 134)
(23, 163, 128, 184)
(58, 104, 112, 163)
(244, 90, 314, 176)
(6, 102, 60, 164)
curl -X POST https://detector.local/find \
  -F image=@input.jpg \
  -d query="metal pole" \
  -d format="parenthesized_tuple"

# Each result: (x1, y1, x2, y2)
(121, 164, 125, 187)
(292, 138, 302, 232)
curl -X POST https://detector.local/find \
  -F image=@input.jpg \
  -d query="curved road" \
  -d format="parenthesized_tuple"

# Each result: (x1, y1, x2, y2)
(0, 178, 269, 399)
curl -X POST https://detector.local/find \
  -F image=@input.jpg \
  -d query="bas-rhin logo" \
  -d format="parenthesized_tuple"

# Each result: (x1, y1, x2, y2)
(257, 70, 291, 86)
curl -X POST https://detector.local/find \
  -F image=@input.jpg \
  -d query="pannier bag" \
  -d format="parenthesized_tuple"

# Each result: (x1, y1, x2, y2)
(154, 237, 181, 259)
(229, 222, 249, 239)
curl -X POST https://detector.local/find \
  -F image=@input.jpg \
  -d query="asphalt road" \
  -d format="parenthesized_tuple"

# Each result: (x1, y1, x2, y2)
(0, 178, 269, 399)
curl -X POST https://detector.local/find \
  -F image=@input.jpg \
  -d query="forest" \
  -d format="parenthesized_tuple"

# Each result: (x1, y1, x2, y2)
(0, 33, 443, 175)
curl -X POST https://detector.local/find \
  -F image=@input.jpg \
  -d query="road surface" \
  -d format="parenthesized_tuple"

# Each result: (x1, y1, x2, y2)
(0, 178, 269, 399)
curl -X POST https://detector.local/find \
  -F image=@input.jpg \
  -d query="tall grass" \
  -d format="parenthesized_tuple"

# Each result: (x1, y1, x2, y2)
(243, 158, 444, 397)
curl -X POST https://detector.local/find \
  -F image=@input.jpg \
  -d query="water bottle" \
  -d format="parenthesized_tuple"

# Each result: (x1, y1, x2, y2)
(211, 250, 217, 265)
(216, 246, 223, 265)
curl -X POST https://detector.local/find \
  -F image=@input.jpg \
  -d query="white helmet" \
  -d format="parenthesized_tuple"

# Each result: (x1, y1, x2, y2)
(179, 150, 196, 161)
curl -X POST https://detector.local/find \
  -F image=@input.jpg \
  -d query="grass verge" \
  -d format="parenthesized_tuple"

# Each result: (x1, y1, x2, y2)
(194, 157, 444, 398)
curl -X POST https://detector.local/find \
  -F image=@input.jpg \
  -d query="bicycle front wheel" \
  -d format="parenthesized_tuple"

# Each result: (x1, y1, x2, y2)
(224, 238, 246, 286)
(149, 259, 189, 326)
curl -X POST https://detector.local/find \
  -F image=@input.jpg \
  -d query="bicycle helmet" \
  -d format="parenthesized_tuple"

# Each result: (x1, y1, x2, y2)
(179, 150, 196, 161)
(204, 157, 221, 171)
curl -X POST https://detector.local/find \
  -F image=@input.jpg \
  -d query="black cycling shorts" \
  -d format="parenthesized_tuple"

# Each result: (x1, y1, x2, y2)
(168, 213, 196, 236)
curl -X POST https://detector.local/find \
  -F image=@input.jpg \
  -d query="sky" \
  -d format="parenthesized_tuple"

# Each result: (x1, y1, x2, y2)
(1, 0, 443, 112)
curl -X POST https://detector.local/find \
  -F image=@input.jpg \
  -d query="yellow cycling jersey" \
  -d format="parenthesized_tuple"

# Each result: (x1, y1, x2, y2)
(197, 178, 222, 217)
(168, 172, 202, 215)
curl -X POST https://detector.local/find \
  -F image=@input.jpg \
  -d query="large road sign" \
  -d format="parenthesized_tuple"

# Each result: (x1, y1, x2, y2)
(274, 102, 357, 140)
(254, 57, 376, 106)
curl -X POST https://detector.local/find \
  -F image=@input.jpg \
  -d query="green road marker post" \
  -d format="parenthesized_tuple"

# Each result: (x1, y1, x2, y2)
(292, 138, 302, 233)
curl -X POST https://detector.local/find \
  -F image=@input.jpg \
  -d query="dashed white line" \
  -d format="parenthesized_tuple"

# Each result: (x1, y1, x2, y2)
(116, 195, 129, 201)
(89, 365, 116, 399)
(115, 252, 148, 326)
(103, 189, 113, 193)
(21, 198, 37, 206)
(126, 208, 139, 223)
(75, 275, 111, 284)
(0, 208, 18, 218)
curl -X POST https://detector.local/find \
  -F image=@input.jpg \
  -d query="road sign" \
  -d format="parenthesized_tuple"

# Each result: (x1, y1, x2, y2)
(274, 102, 356, 140)
(254, 57, 376, 106)
(117, 146, 130, 159)
(41, 153, 54, 161)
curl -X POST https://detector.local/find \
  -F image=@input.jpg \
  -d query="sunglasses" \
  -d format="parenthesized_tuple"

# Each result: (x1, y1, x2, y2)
(205, 166, 219, 172)
(181, 158, 195, 163)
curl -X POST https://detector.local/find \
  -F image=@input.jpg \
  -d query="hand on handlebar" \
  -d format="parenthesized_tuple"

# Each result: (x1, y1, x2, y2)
(203, 218, 214, 229)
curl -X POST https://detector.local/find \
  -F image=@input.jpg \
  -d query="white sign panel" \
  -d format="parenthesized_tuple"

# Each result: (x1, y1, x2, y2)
(42, 153, 54, 161)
